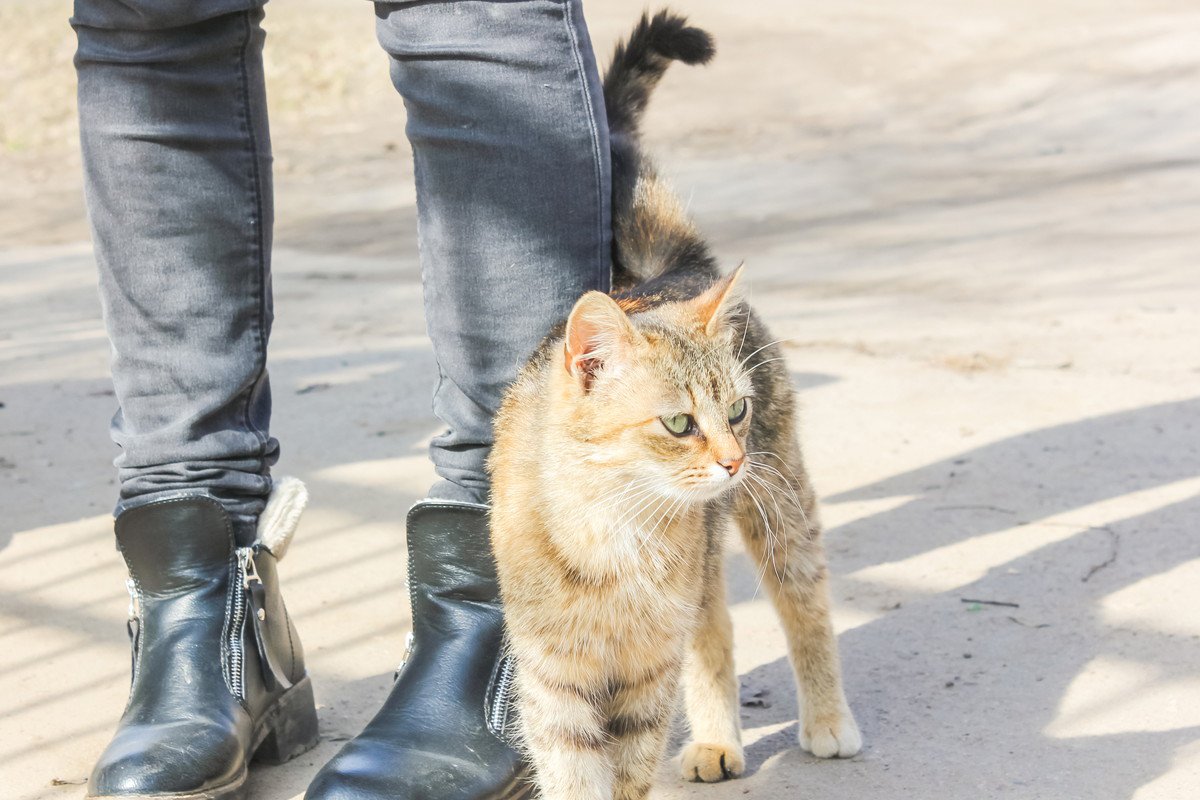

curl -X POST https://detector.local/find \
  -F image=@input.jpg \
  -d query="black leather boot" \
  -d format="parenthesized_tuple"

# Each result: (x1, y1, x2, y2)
(305, 501, 529, 800)
(88, 479, 319, 799)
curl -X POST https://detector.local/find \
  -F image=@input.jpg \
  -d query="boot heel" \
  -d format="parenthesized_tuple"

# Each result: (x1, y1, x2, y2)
(255, 675, 320, 765)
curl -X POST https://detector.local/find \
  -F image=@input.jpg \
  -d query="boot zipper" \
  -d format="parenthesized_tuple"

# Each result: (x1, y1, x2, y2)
(489, 654, 516, 735)
(396, 522, 419, 682)
(394, 631, 415, 682)
(125, 578, 141, 684)
(226, 546, 259, 700)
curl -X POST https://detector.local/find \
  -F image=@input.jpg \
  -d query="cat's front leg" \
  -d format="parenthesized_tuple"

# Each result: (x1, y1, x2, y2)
(680, 551, 745, 782)
(735, 461, 862, 759)
(610, 667, 681, 800)
(515, 664, 613, 800)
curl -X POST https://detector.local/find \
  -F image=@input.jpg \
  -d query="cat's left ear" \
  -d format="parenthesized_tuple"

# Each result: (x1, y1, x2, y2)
(693, 263, 745, 336)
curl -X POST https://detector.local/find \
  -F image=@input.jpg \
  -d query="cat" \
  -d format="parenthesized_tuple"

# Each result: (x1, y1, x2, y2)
(487, 10, 861, 800)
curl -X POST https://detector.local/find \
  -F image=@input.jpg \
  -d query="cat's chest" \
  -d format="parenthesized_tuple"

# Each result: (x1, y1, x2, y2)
(572, 513, 704, 573)
(563, 547, 704, 639)
(538, 514, 707, 640)
(545, 577, 698, 674)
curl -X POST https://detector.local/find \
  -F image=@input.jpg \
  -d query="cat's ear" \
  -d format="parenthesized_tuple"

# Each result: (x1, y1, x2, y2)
(693, 263, 745, 336)
(564, 291, 638, 391)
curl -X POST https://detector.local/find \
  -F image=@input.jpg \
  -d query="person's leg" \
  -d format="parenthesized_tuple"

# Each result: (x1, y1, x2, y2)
(386, 0, 612, 504)
(73, 3, 317, 797)
(76, 0, 279, 542)
(306, 1, 610, 798)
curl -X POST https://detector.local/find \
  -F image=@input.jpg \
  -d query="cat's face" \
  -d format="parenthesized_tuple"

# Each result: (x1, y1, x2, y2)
(561, 270, 752, 504)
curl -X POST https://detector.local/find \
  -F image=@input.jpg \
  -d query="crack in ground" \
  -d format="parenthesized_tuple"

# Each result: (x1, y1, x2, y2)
(1081, 525, 1120, 583)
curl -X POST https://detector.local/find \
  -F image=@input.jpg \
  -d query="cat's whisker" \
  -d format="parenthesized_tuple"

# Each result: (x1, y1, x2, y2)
(740, 481, 776, 601)
(662, 488, 694, 533)
(634, 495, 675, 562)
(746, 469, 785, 527)
(747, 545, 770, 602)
(631, 495, 670, 546)
(755, 478, 790, 583)
(653, 490, 696, 565)
(638, 488, 684, 548)
(605, 473, 664, 506)
(738, 336, 793, 367)
(601, 475, 662, 509)
(747, 466, 798, 535)
(595, 483, 645, 514)
(746, 450, 806, 486)
(748, 460, 813, 534)
(741, 474, 785, 588)
(743, 356, 787, 376)
(745, 469, 790, 579)
(615, 493, 663, 540)
(604, 487, 662, 539)
(747, 460, 805, 511)
(614, 484, 674, 540)
(609, 493, 657, 545)
(637, 486, 698, 570)
(746, 450, 795, 468)
(745, 451, 812, 517)
(744, 470, 782, 531)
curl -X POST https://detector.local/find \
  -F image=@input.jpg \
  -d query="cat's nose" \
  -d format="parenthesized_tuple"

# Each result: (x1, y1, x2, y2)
(719, 455, 744, 476)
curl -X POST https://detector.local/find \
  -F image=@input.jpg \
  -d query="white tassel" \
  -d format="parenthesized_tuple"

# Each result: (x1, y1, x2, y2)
(255, 476, 308, 560)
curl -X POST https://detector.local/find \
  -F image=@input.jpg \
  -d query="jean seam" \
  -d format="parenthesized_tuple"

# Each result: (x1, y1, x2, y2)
(561, 0, 610, 294)
(235, 9, 270, 457)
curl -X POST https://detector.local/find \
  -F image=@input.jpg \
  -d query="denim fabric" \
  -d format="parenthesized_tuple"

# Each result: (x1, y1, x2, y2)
(376, 0, 612, 502)
(71, 0, 611, 527)
(73, 2, 276, 539)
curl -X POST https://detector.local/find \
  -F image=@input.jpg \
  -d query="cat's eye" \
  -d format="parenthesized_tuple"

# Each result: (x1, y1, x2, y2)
(728, 397, 748, 424)
(661, 413, 694, 436)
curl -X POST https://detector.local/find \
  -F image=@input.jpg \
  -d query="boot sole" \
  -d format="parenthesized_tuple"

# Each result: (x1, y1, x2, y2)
(252, 675, 321, 766)
(88, 677, 320, 800)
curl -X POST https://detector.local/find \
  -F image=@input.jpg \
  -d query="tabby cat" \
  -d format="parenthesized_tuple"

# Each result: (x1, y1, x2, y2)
(488, 11, 861, 800)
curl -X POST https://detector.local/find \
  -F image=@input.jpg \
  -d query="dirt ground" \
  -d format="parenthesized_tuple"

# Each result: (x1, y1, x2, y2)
(2, 1, 1199, 798)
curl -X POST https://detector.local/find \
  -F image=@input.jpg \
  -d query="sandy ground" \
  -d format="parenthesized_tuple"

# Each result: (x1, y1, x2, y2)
(3, 0, 1200, 798)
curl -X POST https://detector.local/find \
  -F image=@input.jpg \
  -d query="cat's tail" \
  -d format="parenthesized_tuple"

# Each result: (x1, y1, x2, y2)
(605, 11, 719, 289)
(603, 10, 715, 141)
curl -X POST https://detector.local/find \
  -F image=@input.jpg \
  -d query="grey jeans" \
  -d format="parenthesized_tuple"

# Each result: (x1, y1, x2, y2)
(71, 0, 611, 536)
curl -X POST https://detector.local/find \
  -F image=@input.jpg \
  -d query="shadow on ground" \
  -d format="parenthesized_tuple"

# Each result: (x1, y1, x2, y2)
(723, 398, 1200, 798)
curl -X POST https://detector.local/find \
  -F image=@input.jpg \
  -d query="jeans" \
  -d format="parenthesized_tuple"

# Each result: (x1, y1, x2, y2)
(71, 0, 611, 536)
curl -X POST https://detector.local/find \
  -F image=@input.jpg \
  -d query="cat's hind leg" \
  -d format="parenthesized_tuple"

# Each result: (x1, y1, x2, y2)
(736, 446, 862, 758)
(680, 526, 745, 782)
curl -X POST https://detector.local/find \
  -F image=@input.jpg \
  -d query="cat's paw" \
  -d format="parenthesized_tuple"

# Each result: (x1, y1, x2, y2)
(680, 742, 745, 782)
(800, 709, 862, 758)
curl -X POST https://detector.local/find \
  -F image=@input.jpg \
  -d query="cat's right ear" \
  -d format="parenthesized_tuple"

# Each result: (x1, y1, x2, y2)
(564, 291, 638, 391)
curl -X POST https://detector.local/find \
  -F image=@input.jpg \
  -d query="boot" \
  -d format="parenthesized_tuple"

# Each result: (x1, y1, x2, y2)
(305, 501, 529, 800)
(88, 478, 319, 800)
